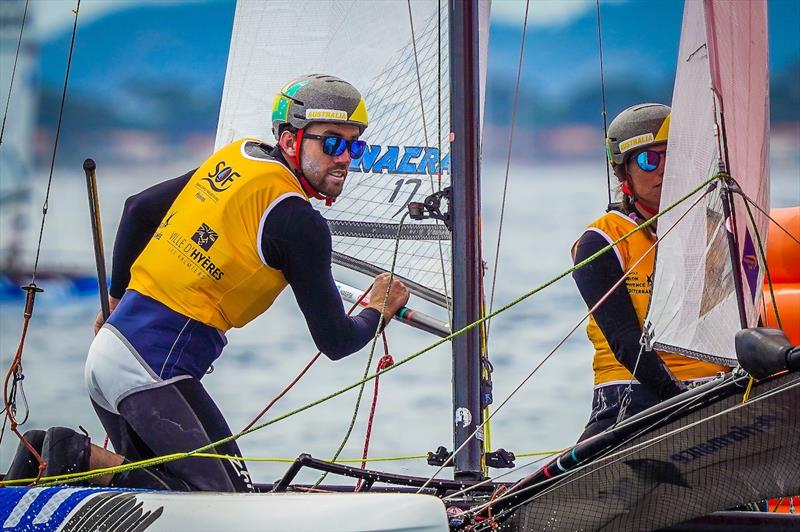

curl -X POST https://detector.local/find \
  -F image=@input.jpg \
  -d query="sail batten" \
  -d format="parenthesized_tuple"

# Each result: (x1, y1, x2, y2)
(645, 0, 770, 364)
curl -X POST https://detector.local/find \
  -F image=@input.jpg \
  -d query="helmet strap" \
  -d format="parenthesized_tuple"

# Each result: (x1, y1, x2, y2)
(292, 128, 336, 207)
(634, 200, 658, 218)
(621, 179, 657, 218)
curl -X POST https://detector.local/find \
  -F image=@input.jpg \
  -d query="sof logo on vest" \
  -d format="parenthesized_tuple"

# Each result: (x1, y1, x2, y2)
(192, 223, 218, 251)
(202, 161, 240, 192)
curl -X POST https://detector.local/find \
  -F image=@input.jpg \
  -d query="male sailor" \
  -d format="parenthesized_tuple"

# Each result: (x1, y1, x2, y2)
(571, 103, 730, 442)
(4, 74, 409, 491)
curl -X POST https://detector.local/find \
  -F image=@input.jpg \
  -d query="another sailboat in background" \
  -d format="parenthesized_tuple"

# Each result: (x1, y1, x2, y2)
(0, 0, 98, 302)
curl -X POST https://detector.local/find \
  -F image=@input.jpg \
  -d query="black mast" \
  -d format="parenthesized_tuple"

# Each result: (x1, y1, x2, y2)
(449, 0, 484, 481)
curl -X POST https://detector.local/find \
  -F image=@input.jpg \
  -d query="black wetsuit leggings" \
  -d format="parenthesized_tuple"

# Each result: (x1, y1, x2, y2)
(92, 377, 253, 492)
(578, 383, 661, 442)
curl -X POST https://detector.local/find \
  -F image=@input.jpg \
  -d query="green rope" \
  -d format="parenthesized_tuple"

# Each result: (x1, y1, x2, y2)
(313, 213, 408, 487)
(42, 174, 719, 487)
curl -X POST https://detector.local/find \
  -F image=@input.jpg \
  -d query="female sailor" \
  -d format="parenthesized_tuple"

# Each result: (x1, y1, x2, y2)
(572, 103, 729, 441)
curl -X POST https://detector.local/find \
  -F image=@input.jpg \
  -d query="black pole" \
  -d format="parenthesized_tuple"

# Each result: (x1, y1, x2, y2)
(83, 158, 110, 319)
(720, 179, 748, 329)
(449, 0, 484, 481)
(712, 95, 748, 330)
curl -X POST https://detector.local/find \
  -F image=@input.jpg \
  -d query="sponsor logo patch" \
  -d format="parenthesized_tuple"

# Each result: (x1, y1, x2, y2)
(191, 223, 218, 251)
(670, 415, 779, 464)
(455, 407, 473, 428)
(202, 161, 240, 192)
(619, 133, 655, 154)
(305, 108, 348, 120)
(349, 145, 450, 175)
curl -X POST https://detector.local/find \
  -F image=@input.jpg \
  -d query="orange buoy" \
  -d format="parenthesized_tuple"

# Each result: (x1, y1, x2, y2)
(767, 495, 799, 514)
(762, 208, 799, 513)
(762, 284, 800, 345)
(762, 207, 800, 344)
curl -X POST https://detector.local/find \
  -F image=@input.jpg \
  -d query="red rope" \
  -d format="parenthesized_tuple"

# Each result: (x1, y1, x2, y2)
(242, 284, 374, 432)
(354, 341, 394, 492)
(1, 285, 46, 486)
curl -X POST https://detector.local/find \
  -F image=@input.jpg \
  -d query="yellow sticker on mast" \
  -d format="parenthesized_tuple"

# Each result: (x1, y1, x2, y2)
(619, 133, 655, 154)
(305, 109, 348, 120)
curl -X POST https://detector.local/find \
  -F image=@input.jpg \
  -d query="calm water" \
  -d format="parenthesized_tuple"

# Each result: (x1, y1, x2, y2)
(1, 160, 798, 484)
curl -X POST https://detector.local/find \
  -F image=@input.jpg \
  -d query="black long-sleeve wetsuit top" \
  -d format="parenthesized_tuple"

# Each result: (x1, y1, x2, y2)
(109, 146, 380, 360)
(572, 207, 686, 400)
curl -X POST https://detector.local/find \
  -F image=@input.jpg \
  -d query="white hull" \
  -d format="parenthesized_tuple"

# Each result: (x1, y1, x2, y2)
(1, 488, 448, 532)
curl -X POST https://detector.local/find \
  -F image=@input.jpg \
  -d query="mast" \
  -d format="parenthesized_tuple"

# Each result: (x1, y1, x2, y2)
(449, 0, 484, 481)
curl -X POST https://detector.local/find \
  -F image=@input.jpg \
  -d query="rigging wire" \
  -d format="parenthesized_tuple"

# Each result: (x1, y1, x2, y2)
(486, 0, 530, 337)
(474, 376, 800, 528)
(1, 0, 82, 485)
(443, 453, 554, 501)
(470, 374, 743, 519)
(465, 376, 739, 523)
(0, 0, 30, 146)
(1, 448, 566, 486)
(37, 367, 796, 492)
(417, 179, 715, 495)
(311, 334, 389, 489)
(595, 0, 613, 207)
(736, 190, 800, 247)
(31, 0, 82, 281)
(313, 214, 409, 488)
(734, 184, 784, 331)
(39, 176, 718, 487)
(467, 366, 739, 508)
(241, 287, 374, 432)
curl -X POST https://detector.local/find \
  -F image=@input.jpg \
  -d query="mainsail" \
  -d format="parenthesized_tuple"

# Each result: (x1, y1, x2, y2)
(645, 0, 770, 364)
(215, 1, 489, 310)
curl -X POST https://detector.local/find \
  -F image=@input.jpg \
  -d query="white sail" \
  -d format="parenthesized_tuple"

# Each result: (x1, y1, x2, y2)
(216, 0, 490, 308)
(645, 0, 770, 364)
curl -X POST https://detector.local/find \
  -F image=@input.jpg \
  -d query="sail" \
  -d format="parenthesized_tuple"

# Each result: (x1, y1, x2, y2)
(644, 0, 770, 364)
(216, 0, 490, 309)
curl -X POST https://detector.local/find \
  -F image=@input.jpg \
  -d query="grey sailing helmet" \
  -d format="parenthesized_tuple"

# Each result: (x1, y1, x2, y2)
(271, 74, 369, 140)
(606, 103, 671, 178)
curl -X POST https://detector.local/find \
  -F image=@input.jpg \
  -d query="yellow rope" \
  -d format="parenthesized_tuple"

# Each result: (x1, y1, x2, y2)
(2, 449, 565, 487)
(742, 376, 755, 402)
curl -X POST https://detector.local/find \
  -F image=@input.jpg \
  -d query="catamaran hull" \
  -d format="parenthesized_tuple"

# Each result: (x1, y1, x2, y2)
(0, 490, 448, 531)
(501, 370, 800, 531)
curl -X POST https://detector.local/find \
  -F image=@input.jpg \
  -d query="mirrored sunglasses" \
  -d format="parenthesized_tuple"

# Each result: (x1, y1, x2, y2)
(635, 149, 667, 172)
(303, 133, 367, 159)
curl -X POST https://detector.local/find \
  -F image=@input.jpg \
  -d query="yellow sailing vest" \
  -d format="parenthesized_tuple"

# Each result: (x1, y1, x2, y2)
(128, 139, 309, 331)
(576, 210, 729, 386)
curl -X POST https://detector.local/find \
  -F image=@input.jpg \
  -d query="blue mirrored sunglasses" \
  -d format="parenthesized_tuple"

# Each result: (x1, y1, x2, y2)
(635, 149, 667, 172)
(303, 133, 367, 159)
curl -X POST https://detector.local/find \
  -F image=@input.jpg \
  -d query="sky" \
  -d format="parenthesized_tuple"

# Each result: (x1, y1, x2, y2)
(32, 0, 208, 38)
(490, 0, 598, 26)
(33, 0, 604, 39)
